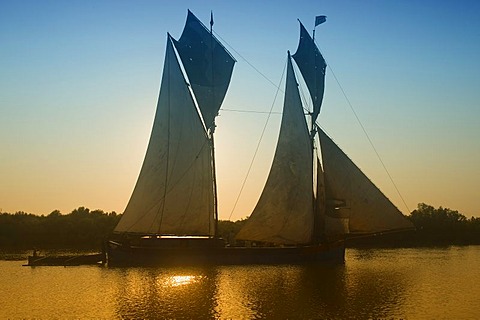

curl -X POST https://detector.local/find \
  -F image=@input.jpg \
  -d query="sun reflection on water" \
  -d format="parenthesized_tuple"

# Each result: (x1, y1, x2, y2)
(163, 275, 201, 287)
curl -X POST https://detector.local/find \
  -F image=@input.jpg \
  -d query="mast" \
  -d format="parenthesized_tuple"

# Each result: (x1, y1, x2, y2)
(292, 16, 328, 243)
(210, 11, 219, 238)
(210, 130, 219, 237)
(173, 10, 236, 238)
(313, 16, 327, 243)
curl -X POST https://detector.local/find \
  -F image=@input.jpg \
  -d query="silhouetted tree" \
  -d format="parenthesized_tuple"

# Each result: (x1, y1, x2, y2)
(1, 204, 478, 249)
(0, 207, 121, 249)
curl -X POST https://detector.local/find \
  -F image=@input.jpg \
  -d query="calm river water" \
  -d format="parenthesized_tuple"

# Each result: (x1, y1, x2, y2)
(1, 246, 479, 319)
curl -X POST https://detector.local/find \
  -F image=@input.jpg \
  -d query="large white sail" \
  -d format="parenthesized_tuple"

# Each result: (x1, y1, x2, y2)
(236, 54, 314, 245)
(318, 128, 413, 234)
(114, 37, 215, 236)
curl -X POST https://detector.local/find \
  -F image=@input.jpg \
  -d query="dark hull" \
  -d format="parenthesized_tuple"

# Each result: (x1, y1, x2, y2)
(26, 253, 105, 266)
(107, 238, 345, 266)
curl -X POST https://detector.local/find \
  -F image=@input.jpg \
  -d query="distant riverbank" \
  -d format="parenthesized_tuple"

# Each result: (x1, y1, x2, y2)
(1, 203, 479, 250)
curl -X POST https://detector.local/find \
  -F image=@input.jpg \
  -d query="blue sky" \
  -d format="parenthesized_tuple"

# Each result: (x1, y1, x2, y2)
(1, 0, 479, 219)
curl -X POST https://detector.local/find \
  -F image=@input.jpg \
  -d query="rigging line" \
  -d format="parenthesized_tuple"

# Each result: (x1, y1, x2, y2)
(215, 31, 312, 117)
(323, 63, 411, 213)
(220, 108, 282, 114)
(214, 31, 283, 91)
(227, 59, 288, 221)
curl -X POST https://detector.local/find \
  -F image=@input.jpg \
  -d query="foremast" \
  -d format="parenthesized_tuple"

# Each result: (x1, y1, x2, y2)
(174, 10, 236, 238)
(209, 11, 219, 238)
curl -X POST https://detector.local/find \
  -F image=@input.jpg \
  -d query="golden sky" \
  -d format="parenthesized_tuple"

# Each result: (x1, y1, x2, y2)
(1, 1, 479, 219)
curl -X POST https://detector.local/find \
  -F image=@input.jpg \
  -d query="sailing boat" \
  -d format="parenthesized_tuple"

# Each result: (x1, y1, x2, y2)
(107, 12, 413, 266)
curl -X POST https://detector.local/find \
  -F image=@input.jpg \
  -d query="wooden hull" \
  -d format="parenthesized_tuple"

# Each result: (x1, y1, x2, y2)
(107, 238, 345, 266)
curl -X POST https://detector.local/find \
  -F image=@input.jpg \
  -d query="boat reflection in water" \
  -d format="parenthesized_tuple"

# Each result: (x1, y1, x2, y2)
(111, 262, 407, 319)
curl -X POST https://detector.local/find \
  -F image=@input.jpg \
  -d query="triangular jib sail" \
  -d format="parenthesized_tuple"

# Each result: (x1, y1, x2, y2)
(319, 128, 413, 234)
(114, 11, 235, 236)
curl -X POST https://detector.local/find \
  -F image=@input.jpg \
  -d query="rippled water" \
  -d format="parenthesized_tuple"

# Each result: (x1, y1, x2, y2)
(1, 246, 479, 319)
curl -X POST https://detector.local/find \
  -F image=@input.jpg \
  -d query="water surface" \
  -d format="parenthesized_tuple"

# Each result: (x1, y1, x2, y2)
(1, 246, 479, 319)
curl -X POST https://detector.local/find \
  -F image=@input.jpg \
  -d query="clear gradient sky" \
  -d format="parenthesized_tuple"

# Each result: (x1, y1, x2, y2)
(1, 0, 479, 220)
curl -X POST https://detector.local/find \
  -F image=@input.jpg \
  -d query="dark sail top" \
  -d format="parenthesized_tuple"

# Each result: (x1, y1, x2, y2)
(292, 21, 326, 122)
(173, 10, 236, 129)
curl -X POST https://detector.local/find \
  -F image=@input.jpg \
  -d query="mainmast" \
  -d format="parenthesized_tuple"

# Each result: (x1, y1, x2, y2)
(292, 16, 327, 244)
(313, 15, 327, 244)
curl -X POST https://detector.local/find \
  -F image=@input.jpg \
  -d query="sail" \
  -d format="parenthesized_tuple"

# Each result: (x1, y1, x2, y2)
(292, 21, 326, 122)
(114, 36, 215, 236)
(318, 128, 413, 234)
(313, 157, 326, 242)
(236, 54, 314, 245)
(173, 10, 236, 129)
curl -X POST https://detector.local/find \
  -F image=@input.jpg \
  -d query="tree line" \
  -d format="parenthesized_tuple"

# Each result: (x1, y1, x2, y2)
(0, 203, 479, 249)
(347, 203, 480, 247)
(0, 207, 120, 249)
